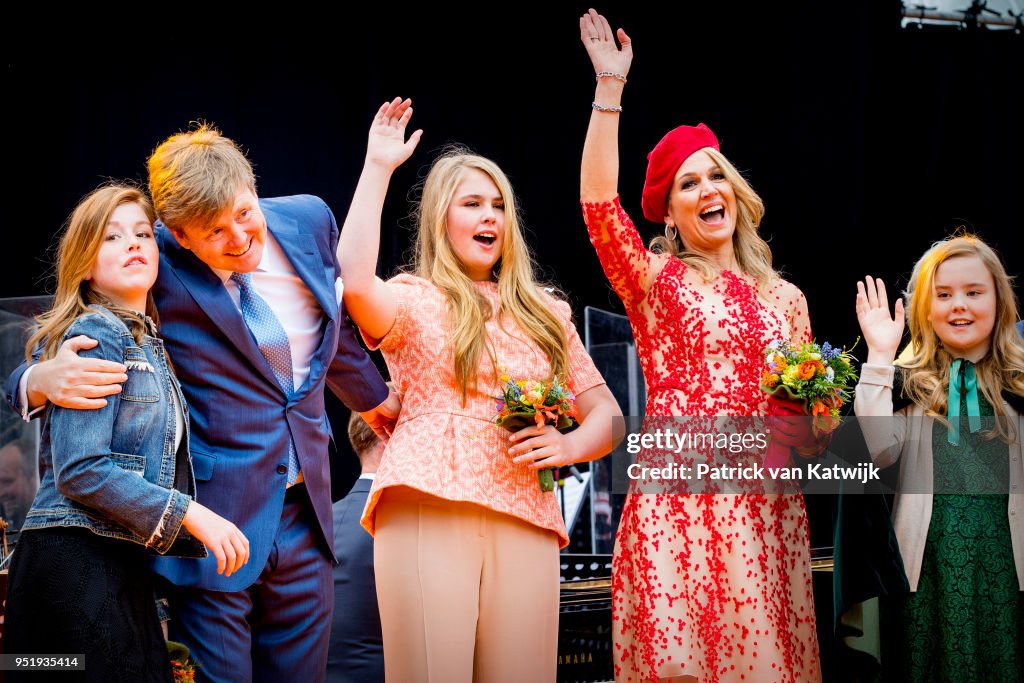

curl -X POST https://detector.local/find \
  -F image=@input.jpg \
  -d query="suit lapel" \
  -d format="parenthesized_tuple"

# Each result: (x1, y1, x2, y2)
(266, 209, 337, 323)
(264, 204, 339, 400)
(161, 201, 342, 401)
(160, 227, 286, 393)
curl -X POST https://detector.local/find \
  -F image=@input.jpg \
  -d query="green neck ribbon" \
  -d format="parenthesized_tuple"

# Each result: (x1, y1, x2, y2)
(947, 358, 981, 445)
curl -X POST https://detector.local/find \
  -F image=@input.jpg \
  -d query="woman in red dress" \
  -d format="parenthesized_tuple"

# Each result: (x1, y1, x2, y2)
(579, 9, 822, 682)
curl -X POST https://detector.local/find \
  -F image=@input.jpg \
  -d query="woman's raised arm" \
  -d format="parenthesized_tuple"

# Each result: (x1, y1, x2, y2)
(337, 98, 423, 340)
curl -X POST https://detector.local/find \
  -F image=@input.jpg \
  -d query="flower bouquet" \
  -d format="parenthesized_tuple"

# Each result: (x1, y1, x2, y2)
(167, 641, 198, 682)
(760, 340, 858, 468)
(494, 374, 577, 492)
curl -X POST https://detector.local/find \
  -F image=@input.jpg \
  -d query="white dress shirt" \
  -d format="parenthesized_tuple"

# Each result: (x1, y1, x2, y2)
(212, 231, 325, 392)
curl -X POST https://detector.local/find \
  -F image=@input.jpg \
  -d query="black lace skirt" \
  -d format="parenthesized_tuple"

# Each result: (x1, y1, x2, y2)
(4, 526, 172, 682)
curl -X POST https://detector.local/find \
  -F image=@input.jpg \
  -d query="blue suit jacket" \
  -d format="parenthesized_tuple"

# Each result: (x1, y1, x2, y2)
(327, 476, 383, 683)
(7, 195, 388, 591)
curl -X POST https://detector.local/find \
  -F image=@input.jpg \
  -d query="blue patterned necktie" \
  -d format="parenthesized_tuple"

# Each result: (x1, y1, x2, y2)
(231, 272, 300, 485)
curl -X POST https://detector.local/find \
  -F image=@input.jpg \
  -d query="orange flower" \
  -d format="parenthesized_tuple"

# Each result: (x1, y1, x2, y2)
(797, 360, 824, 380)
(811, 401, 830, 417)
(761, 370, 780, 388)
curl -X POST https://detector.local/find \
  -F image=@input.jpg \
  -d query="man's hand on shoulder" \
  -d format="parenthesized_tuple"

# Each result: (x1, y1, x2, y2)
(28, 336, 128, 410)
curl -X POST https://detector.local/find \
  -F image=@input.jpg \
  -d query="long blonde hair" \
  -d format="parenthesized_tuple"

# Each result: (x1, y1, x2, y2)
(650, 147, 777, 294)
(900, 234, 1024, 440)
(27, 184, 159, 362)
(411, 149, 569, 403)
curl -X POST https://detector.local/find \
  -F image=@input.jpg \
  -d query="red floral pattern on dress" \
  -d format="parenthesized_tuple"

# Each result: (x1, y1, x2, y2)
(583, 197, 821, 682)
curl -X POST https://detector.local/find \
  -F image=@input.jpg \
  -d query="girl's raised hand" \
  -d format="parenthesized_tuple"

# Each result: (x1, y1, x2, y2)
(856, 275, 906, 364)
(365, 97, 423, 172)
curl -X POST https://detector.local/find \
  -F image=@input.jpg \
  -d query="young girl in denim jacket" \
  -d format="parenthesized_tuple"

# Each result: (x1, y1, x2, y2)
(855, 235, 1024, 680)
(4, 185, 249, 682)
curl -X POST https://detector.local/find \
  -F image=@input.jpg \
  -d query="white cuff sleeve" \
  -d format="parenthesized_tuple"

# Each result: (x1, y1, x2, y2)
(19, 365, 46, 421)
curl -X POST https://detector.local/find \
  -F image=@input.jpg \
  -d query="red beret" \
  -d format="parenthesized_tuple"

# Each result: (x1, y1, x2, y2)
(640, 123, 720, 223)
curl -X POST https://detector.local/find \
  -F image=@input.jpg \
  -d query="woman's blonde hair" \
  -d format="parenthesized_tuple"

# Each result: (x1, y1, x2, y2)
(899, 234, 1024, 440)
(26, 184, 159, 362)
(411, 148, 568, 402)
(650, 147, 777, 294)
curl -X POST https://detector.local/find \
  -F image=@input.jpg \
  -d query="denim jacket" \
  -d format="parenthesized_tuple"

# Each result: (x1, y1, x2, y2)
(22, 305, 205, 557)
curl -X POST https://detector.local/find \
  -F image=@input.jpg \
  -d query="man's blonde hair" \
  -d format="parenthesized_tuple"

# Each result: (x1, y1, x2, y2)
(147, 123, 255, 233)
(347, 410, 382, 457)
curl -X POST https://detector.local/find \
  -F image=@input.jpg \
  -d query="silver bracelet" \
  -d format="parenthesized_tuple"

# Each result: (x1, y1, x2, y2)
(596, 71, 627, 83)
(592, 102, 623, 113)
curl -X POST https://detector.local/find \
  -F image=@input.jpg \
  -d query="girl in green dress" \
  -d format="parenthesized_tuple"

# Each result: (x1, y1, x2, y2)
(854, 234, 1024, 682)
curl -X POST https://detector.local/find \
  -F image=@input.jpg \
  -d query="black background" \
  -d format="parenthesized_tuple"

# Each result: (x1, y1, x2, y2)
(4, 2, 1022, 475)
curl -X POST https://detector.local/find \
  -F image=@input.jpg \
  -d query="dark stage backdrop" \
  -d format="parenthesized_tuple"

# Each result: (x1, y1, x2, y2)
(5, 3, 1022, 344)
(4, 3, 1022, 468)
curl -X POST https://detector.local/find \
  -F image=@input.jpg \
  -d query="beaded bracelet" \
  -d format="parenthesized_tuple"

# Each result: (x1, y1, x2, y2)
(596, 71, 627, 83)
(592, 102, 623, 113)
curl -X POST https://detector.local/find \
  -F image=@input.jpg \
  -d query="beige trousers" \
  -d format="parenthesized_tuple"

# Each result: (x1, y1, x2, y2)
(374, 486, 559, 683)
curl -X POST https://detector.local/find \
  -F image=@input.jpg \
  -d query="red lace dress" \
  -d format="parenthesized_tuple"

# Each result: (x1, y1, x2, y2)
(583, 197, 821, 683)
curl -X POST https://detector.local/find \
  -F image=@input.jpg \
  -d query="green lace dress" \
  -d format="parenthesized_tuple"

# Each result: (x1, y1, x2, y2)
(886, 392, 1023, 682)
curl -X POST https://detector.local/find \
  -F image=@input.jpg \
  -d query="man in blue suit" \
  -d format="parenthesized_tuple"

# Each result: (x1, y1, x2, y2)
(8, 124, 398, 682)
(326, 407, 384, 683)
